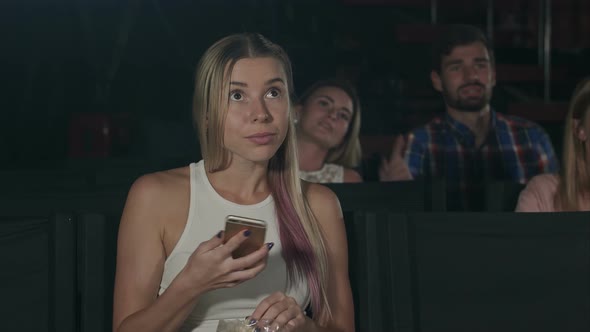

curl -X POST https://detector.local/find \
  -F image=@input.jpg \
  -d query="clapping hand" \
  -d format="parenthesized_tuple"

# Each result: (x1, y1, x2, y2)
(379, 134, 413, 181)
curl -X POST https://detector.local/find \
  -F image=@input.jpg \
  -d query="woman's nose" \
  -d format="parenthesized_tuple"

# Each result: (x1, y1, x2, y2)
(327, 107, 338, 120)
(252, 99, 271, 122)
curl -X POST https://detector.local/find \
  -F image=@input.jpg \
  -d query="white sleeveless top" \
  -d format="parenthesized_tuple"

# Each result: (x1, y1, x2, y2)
(299, 163, 344, 183)
(158, 161, 309, 332)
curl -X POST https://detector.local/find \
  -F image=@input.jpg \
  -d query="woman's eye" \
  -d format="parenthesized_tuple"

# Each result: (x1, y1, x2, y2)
(318, 100, 330, 107)
(230, 91, 243, 101)
(266, 88, 280, 98)
(339, 112, 351, 121)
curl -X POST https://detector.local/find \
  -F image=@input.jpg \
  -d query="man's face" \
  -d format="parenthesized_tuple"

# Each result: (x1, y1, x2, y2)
(431, 42, 496, 113)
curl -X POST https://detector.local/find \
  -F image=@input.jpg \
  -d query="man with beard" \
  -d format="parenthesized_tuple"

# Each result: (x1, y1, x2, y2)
(380, 24, 558, 210)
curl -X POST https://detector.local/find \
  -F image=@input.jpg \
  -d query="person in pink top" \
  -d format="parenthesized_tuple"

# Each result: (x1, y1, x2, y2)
(516, 77, 590, 212)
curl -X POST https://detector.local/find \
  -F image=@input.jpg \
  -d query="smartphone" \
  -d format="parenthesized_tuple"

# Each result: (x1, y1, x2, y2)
(223, 215, 267, 258)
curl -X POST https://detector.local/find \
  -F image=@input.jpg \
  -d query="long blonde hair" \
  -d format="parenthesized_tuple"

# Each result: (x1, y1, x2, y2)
(192, 33, 332, 323)
(555, 77, 590, 210)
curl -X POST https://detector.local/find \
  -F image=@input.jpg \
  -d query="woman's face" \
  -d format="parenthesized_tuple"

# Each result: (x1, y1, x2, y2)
(298, 86, 354, 150)
(222, 57, 290, 165)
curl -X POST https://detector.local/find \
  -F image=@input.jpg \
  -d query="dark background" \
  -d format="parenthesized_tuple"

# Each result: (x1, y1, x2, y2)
(2, 3, 590, 331)
(2, 0, 589, 169)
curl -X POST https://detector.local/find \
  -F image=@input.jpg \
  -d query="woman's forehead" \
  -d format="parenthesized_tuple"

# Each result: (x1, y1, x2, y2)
(310, 86, 353, 108)
(228, 57, 287, 85)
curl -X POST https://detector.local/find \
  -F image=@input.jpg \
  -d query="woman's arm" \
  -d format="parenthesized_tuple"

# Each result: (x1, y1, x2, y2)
(113, 173, 271, 332)
(112, 173, 202, 332)
(305, 183, 355, 332)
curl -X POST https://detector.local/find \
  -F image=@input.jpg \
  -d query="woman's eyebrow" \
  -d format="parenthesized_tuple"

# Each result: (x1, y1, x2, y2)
(229, 77, 286, 87)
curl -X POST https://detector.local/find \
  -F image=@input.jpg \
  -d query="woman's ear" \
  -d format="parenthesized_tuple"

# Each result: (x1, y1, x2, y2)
(574, 119, 587, 141)
(293, 104, 302, 124)
(578, 129, 587, 142)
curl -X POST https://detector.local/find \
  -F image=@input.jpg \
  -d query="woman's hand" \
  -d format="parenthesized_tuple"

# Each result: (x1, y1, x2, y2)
(182, 230, 272, 294)
(249, 292, 308, 331)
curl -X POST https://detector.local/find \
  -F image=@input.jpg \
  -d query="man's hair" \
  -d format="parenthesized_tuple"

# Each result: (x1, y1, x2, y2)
(431, 24, 495, 73)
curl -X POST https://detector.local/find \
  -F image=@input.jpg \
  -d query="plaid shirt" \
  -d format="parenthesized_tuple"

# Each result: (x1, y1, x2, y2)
(405, 110, 558, 211)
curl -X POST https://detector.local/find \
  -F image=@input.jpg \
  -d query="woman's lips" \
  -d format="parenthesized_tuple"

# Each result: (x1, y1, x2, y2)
(246, 132, 276, 145)
(318, 121, 333, 132)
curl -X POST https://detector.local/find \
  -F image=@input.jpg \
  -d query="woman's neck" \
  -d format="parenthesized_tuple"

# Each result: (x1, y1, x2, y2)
(297, 138, 329, 172)
(206, 159, 270, 205)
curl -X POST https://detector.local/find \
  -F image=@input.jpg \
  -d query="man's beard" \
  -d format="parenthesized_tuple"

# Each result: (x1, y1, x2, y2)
(442, 83, 491, 112)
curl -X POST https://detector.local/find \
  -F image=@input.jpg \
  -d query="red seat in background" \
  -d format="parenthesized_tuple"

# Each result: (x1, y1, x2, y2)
(68, 112, 131, 158)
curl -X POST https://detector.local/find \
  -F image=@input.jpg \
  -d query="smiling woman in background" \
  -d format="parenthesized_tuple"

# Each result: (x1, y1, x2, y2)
(516, 77, 590, 212)
(295, 80, 363, 183)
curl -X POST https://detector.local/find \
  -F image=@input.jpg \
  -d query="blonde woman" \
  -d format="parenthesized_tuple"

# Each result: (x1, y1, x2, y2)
(516, 77, 590, 212)
(112, 33, 354, 332)
(295, 80, 363, 183)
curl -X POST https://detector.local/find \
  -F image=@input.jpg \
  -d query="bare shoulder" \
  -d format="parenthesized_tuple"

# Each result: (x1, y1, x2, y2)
(112, 167, 191, 331)
(302, 181, 343, 227)
(343, 167, 363, 183)
(516, 173, 560, 212)
(302, 181, 340, 206)
(123, 167, 191, 228)
(525, 173, 559, 191)
(128, 167, 189, 199)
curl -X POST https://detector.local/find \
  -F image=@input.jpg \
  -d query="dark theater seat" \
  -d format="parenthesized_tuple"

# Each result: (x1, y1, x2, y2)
(409, 212, 590, 332)
(344, 210, 414, 332)
(0, 191, 126, 332)
(325, 178, 446, 214)
(484, 181, 526, 212)
(0, 214, 76, 332)
(3, 182, 589, 332)
(345, 211, 590, 332)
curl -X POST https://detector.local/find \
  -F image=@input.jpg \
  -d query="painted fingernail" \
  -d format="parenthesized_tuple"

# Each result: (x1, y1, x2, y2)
(266, 242, 275, 250)
(248, 318, 257, 326)
(244, 229, 251, 237)
(217, 230, 223, 238)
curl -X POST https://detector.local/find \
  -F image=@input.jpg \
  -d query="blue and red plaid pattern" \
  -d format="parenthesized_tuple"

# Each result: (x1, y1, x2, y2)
(405, 111, 558, 210)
